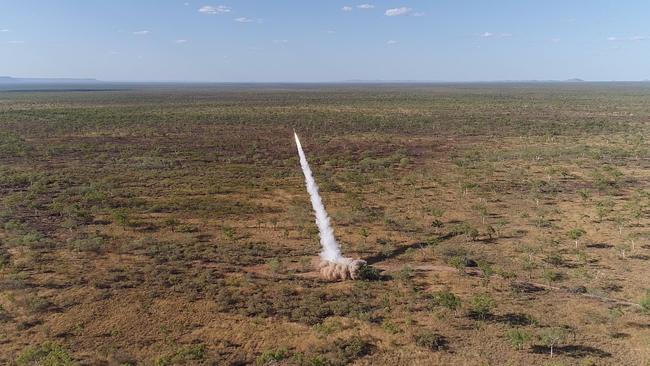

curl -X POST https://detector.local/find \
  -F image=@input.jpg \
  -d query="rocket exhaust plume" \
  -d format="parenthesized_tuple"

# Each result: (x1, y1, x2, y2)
(293, 131, 366, 281)
(293, 131, 342, 262)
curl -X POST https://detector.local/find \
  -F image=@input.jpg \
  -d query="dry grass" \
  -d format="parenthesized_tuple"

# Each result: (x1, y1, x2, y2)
(1, 83, 649, 365)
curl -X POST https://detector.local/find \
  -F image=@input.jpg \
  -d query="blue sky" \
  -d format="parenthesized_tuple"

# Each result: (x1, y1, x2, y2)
(1, 1, 649, 81)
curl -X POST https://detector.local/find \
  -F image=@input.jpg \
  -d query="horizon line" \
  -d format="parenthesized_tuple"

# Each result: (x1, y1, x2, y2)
(3, 76, 650, 84)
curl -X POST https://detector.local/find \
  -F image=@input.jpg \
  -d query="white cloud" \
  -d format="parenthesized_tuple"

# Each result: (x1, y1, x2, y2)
(326, 30, 336, 34)
(387, 40, 398, 45)
(235, 17, 254, 22)
(273, 39, 288, 44)
(357, 4, 374, 9)
(608, 35, 649, 42)
(184, 2, 189, 5)
(133, 30, 150, 35)
(479, 32, 512, 38)
(8, 40, 24, 44)
(0, 29, 9, 32)
(412, 12, 425, 17)
(174, 39, 188, 44)
(199, 5, 231, 14)
(342, 6, 353, 11)
(385, 7, 411, 16)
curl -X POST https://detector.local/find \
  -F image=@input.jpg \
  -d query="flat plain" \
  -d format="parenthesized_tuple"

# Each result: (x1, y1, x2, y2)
(1, 83, 649, 365)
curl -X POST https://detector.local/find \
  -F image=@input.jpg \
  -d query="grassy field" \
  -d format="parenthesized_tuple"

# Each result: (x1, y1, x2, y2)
(1, 83, 649, 365)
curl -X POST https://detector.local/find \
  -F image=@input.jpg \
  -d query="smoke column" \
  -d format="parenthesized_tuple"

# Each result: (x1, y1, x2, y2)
(294, 131, 342, 262)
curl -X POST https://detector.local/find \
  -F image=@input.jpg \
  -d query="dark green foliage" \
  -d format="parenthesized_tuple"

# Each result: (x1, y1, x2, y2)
(357, 264, 381, 281)
(430, 290, 462, 311)
(414, 331, 448, 351)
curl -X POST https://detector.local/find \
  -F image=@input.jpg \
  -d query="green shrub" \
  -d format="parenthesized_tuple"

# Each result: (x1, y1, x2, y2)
(640, 289, 650, 314)
(71, 236, 104, 253)
(16, 342, 77, 366)
(324, 336, 374, 365)
(257, 347, 289, 365)
(357, 264, 380, 281)
(543, 270, 564, 284)
(506, 328, 531, 350)
(430, 290, 461, 311)
(313, 319, 343, 335)
(155, 344, 206, 365)
(112, 209, 131, 227)
(426, 236, 441, 246)
(414, 331, 447, 351)
(396, 265, 414, 281)
(470, 293, 496, 320)
(450, 222, 479, 241)
(448, 256, 468, 273)
(477, 260, 494, 286)
(381, 320, 401, 334)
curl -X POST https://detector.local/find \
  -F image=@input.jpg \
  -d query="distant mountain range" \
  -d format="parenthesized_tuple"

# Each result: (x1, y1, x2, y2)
(343, 78, 588, 83)
(0, 76, 100, 83)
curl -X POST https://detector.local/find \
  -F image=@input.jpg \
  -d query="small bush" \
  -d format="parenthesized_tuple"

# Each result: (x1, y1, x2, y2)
(448, 256, 467, 272)
(155, 344, 206, 366)
(16, 342, 77, 366)
(470, 293, 496, 320)
(640, 289, 650, 314)
(538, 327, 569, 357)
(450, 222, 479, 241)
(357, 264, 380, 281)
(506, 328, 531, 350)
(381, 320, 401, 334)
(430, 290, 461, 311)
(477, 260, 494, 285)
(395, 265, 414, 281)
(313, 319, 343, 335)
(71, 236, 104, 253)
(256, 347, 289, 365)
(543, 270, 564, 284)
(112, 209, 131, 227)
(329, 336, 374, 364)
(414, 331, 448, 351)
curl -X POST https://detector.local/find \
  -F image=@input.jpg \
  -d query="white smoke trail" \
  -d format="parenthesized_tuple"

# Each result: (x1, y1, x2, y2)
(294, 131, 343, 262)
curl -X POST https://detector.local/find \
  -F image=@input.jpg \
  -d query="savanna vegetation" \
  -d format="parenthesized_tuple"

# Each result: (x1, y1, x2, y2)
(1, 83, 649, 365)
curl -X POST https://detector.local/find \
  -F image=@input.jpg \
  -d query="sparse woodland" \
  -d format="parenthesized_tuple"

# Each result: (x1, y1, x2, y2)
(1, 84, 649, 365)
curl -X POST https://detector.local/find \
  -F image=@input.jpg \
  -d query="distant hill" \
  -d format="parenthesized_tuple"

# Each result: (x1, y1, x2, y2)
(0, 76, 100, 83)
(565, 78, 585, 82)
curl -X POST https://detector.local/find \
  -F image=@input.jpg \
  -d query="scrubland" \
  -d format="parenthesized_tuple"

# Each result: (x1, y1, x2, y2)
(1, 83, 649, 365)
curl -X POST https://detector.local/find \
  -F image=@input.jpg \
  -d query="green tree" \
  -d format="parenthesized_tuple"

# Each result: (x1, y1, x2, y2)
(568, 228, 586, 249)
(477, 260, 494, 287)
(539, 327, 569, 357)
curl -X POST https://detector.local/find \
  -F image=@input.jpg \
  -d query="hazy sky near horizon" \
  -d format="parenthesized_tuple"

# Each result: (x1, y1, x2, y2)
(1, 0, 649, 82)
